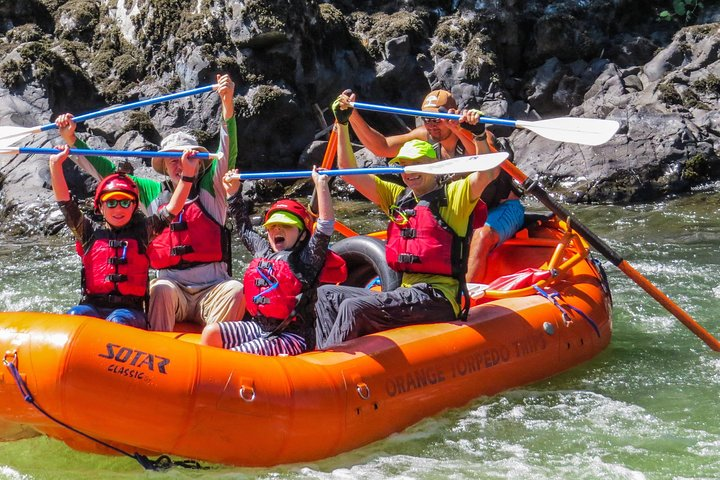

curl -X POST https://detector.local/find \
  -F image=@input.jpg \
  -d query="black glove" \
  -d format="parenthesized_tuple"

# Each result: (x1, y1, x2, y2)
(460, 109, 486, 136)
(332, 90, 353, 125)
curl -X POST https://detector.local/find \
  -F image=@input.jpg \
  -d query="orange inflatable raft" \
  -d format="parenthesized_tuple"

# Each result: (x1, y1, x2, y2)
(0, 216, 612, 467)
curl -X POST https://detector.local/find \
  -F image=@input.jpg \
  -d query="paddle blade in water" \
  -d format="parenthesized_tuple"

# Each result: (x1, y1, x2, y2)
(406, 152, 509, 175)
(516, 118, 619, 146)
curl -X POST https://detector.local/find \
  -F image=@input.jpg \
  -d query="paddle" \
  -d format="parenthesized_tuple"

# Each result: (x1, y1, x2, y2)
(229, 152, 509, 180)
(0, 147, 221, 160)
(350, 102, 620, 146)
(0, 84, 217, 147)
(306, 126, 360, 237)
(501, 160, 720, 351)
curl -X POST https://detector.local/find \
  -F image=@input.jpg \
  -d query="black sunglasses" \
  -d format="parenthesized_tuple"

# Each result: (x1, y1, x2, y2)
(104, 199, 134, 209)
(422, 117, 441, 124)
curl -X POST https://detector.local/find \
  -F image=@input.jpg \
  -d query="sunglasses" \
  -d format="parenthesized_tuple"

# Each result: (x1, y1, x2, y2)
(104, 199, 134, 209)
(422, 117, 441, 124)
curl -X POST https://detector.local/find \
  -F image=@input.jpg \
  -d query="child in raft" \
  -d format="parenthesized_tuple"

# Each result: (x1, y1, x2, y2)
(200, 167, 346, 355)
(49, 145, 200, 328)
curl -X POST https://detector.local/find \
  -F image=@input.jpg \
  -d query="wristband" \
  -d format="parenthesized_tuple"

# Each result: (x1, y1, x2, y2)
(473, 132, 487, 141)
(180, 175, 196, 183)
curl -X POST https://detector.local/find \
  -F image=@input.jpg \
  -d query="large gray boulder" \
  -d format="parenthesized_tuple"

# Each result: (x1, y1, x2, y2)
(0, 0, 718, 235)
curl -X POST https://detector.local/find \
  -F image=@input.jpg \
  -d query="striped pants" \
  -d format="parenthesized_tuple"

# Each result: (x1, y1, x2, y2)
(218, 321, 306, 356)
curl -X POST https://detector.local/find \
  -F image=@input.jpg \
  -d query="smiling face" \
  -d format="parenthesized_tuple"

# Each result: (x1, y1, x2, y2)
(100, 199, 137, 228)
(265, 223, 302, 252)
(397, 157, 438, 196)
(422, 118, 452, 142)
(162, 157, 183, 184)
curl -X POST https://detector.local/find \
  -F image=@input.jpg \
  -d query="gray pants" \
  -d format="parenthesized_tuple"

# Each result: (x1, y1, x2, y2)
(314, 283, 455, 349)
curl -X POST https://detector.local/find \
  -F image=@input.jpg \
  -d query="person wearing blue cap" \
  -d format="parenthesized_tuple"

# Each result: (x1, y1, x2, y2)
(313, 102, 501, 349)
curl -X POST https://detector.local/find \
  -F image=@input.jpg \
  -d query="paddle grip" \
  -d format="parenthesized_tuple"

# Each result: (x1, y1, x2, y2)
(38, 84, 217, 132)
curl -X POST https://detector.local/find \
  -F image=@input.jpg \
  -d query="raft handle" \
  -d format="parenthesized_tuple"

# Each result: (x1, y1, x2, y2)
(240, 385, 256, 402)
(356, 382, 370, 400)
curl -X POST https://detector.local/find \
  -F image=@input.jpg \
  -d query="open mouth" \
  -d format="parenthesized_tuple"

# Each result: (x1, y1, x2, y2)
(273, 235, 286, 245)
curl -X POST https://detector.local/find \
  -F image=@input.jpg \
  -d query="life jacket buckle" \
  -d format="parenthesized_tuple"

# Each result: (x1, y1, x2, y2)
(106, 274, 128, 283)
(171, 245, 194, 256)
(400, 228, 417, 239)
(170, 222, 188, 232)
(397, 253, 420, 264)
(108, 257, 127, 265)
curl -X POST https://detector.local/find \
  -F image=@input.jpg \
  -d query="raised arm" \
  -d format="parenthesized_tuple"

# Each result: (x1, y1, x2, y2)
(311, 166, 334, 224)
(55, 113, 118, 180)
(216, 74, 235, 121)
(48, 145, 72, 202)
(333, 98, 382, 205)
(339, 91, 419, 157)
(164, 149, 200, 215)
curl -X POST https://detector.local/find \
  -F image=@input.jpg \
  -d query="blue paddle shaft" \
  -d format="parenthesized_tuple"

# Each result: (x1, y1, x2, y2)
(237, 167, 405, 180)
(38, 84, 217, 132)
(18, 147, 216, 159)
(349, 101, 518, 128)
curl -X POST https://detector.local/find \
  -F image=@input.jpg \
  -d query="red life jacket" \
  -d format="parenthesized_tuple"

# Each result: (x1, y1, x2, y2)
(148, 199, 228, 270)
(385, 186, 468, 278)
(244, 250, 347, 321)
(77, 229, 149, 304)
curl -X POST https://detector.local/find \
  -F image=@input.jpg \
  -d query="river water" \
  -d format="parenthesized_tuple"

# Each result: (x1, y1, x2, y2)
(0, 190, 720, 480)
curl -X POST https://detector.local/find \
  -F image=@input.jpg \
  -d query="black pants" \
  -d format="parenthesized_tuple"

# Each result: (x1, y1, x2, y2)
(314, 283, 455, 349)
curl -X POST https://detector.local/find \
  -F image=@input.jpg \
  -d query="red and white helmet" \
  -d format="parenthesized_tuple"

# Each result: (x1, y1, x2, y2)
(93, 173, 139, 212)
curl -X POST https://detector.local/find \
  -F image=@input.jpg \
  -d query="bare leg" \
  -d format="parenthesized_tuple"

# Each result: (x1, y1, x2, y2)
(200, 323, 223, 347)
(466, 225, 499, 283)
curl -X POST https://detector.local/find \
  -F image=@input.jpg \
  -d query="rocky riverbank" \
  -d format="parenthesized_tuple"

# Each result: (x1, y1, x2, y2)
(0, 1, 719, 236)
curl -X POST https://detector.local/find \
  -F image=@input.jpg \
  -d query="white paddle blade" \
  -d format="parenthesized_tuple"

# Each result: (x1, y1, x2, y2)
(0, 147, 21, 155)
(0, 126, 39, 147)
(516, 118, 620, 146)
(406, 152, 509, 175)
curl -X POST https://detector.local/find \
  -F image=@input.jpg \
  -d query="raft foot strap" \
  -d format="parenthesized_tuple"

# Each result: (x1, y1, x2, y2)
(532, 285, 601, 337)
(133, 453, 208, 471)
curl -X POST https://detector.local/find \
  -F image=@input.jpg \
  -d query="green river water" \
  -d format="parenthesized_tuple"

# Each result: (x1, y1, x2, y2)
(0, 190, 720, 480)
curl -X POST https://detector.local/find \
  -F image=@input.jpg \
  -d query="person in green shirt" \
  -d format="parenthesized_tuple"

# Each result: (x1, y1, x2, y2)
(314, 99, 499, 349)
(54, 74, 244, 332)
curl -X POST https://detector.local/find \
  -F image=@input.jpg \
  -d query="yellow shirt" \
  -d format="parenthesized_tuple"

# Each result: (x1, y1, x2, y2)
(374, 176, 477, 315)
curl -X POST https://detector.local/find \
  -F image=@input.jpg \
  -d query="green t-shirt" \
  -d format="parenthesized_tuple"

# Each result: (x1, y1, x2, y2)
(375, 176, 477, 315)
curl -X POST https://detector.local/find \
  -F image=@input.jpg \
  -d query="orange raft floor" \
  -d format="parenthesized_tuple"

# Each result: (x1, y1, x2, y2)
(0, 217, 612, 467)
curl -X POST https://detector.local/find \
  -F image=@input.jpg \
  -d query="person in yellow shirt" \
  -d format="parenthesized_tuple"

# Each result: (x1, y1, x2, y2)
(314, 100, 499, 349)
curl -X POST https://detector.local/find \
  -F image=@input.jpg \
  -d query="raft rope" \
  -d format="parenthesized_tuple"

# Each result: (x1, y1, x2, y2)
(532, 285, 601, 337)
(2, 353, 209, 471)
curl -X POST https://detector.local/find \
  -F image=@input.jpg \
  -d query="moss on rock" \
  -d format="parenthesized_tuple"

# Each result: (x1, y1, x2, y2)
(7, 24, 44, 43)
(0, 60, 25, 88)
(658, 82, 682, 106)
(694, 73, 720, 94)
(121, 111, 159, 139)
(55, 0, 101, 40)
(682, 153, 710, 182)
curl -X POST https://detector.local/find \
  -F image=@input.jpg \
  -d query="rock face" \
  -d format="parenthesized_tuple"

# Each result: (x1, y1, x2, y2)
(0, 0, 719, 235)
